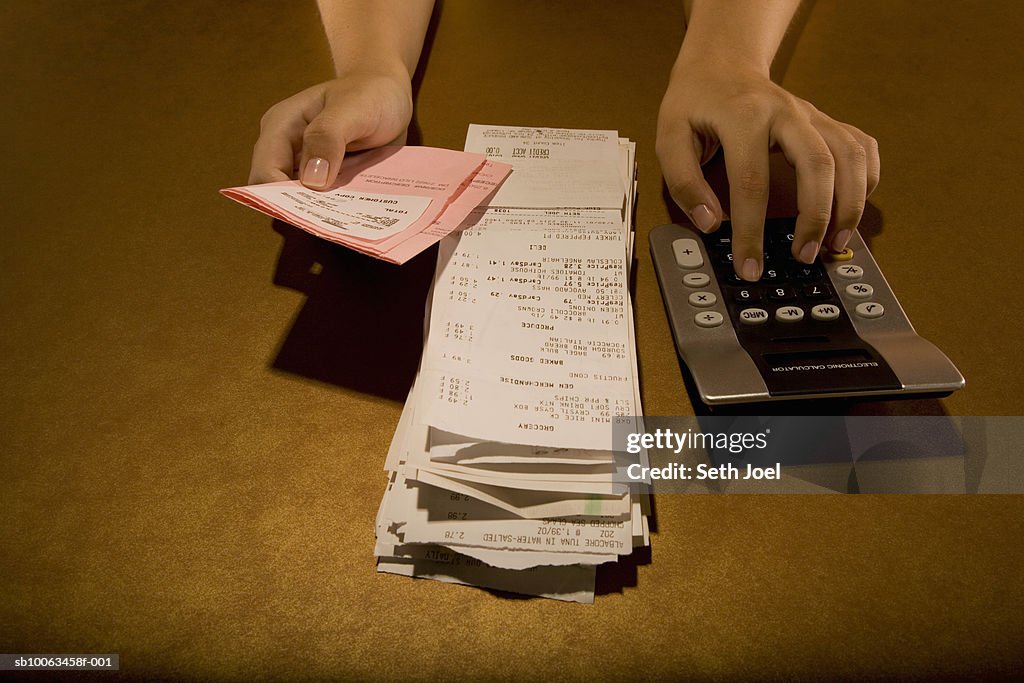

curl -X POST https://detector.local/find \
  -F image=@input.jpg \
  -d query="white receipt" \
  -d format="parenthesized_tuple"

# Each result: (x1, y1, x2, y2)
(419, 208, 636, 450)
(465, 124, 624, 209)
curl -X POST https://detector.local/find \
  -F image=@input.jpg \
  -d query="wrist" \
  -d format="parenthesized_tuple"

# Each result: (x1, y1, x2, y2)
(673, 45, 772, 81)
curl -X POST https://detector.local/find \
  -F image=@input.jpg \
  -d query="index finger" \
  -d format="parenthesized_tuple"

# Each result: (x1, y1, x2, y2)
(248, 108, 306, 185)
(721, 124, 771, 282)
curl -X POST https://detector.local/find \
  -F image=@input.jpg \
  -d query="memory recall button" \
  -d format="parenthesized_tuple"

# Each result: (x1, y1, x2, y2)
(739, 307, 769, 325)
(672, 238, 704, 269)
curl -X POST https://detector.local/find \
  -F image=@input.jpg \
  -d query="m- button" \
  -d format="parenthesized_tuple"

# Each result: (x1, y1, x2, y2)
(672, 238, 704, 269)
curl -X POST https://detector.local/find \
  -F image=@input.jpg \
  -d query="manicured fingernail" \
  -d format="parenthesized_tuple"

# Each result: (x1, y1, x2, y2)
(302, 157, 329, 188)
(690, 204, 716, 233)
(831, 230, 852, 252)
(742, 258, 760, 282)
(798, 240, 820, 264)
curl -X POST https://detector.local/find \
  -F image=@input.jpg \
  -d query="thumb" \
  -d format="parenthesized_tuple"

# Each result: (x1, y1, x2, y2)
(658, 126, 723, 233)
(298, 106, 365, 191)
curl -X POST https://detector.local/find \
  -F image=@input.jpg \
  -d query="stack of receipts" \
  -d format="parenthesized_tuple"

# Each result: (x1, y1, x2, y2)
(221, 146, 512, 264)
(376, 125, 649, 603)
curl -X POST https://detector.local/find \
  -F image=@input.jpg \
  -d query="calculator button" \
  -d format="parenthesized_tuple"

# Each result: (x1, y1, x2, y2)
(789, 265, 823, 281)
(683, 272, 710, 288)
(767, 286, 797, 301)
(761, 268, 782, 283)
(811, 304, 841, 321)
(739, 308, 769, 325)
(803, 284, 832, 300)
(829, 247, 855, 262)
(715, 251, 735, 266)
(770, 231, 796, 247)
(733, 288, 763, 304)
(775, 306, 805, 322)
(855, 302, 885, 319)
(845, 282, 874, 299)
(709, 234, 732, 250)
(695, 311, 724, 328)
(836, 264, 864, 279)
(672, 239, 704, 269)
(688, 291, 717, 307)
(726, 272, 746, 285)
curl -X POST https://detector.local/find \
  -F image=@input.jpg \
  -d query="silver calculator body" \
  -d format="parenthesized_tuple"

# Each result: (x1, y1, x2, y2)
(649, 221, 964, 405)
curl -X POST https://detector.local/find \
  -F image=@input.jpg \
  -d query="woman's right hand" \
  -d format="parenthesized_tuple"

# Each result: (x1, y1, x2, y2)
(248, 69, 414, 190)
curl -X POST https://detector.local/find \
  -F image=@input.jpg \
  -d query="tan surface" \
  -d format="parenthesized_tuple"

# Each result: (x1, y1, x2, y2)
(2, 1, 1023, 680)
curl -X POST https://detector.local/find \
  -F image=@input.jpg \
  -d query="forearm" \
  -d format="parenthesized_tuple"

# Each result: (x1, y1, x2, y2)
(316, 0, 435, 80)
(680, 0, 802, 76)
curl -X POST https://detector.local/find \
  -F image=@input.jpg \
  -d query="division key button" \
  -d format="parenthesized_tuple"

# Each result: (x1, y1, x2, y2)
(695, 311, 724, 328)
(672, 238, 704, 269)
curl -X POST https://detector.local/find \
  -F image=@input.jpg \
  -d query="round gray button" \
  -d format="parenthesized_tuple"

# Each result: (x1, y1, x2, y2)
(683, 272, 710, 288)
(775, 306, 805, 322)
(845, 282, 873, 299)
(695, 311, 724, 328)
(855, 301, 885, 319)
(688, 291, 717, 308)
(836, 264, 864, 280)
(811, 304, 841, 321)
(739, 308, 769, 325)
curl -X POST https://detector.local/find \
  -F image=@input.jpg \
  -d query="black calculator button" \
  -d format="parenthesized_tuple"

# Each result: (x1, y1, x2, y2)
(709, 234, 732, 250)
(770, 231, 796, 247)
(803, 283, 832, 300)
(767, 286, 797, 301)
(725, 272, 746, 285)
(789, 265, 823, 281)
(761, 268, 782, 283)
(733, 288, 763, 303)
(715, 251, 735, 266)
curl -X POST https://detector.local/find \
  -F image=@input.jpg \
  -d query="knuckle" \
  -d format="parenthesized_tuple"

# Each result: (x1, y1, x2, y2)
(736, 167, 769, 198)
(806, 150, 836, 175)
(805, 206, 833, 229)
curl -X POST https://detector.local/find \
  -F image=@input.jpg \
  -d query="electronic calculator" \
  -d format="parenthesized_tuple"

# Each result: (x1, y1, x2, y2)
(649, 220, 964, 404)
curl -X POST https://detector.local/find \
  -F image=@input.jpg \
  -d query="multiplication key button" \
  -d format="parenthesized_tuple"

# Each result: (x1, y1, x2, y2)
(688, 291, 717, 308)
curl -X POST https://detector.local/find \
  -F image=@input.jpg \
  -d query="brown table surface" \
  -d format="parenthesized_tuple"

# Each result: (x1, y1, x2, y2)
(3, 1, 1023, 680)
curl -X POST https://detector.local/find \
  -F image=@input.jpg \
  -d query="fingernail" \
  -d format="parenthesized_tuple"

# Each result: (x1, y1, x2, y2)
(831, 230, 852, 253)
(302, 157, 329, 188)
(690, 204, 716, 233)
(742, 258, 760, 282)
(798, 240, 820, 264)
